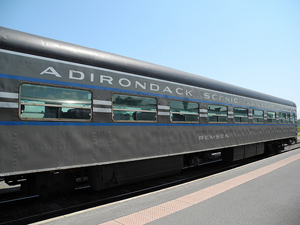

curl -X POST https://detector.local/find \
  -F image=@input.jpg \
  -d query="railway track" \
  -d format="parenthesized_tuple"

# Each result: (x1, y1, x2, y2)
(1, 143, 299, 225)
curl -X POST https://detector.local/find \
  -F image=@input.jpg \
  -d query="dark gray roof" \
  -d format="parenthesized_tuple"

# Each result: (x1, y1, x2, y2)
(0, 26, 295, 107)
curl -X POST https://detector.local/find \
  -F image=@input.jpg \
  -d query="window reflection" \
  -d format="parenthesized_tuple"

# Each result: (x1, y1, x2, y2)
(208, 105, 227, 123)
(170, 100, 198, 123)
(112, 94, 157, 122)
(20, 84, 92, 120)
(234, 107, 248, 123)
(253, 110, 264, 123)
(267, 112, 276, 124)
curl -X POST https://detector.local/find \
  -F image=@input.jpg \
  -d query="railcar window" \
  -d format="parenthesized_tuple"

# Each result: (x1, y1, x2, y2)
(278, 112, 286, 124)
(234, 107, 248, 123)
(112, 94, 157, 122)
(292, 114, 296, 124)
(208, 105, 227, 123)
(19, 84, 92, 120)
(170, 100, 198, 122)
(267, 112, 276, 124)
(253, 110, 264, 123)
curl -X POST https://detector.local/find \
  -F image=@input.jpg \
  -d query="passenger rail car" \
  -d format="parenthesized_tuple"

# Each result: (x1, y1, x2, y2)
(0, 27, 297, 195)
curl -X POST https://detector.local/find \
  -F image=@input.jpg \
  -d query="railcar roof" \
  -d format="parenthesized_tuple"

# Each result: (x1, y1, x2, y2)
(0, 27, 296, 107)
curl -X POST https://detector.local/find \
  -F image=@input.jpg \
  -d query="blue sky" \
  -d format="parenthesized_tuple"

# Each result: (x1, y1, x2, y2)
(1, 0, 300, 115)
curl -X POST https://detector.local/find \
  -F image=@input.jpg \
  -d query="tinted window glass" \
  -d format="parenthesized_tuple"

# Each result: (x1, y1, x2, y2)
(267, 112, 276, 124)
(234, 108, 248, 123)
(112, 94, 157, 121)
(253, 110, 264, 123)
(170, 100, 198, 122)
(208, 105, 227, 123)
(20, 84, 92, 120)
(278, 112, 286, 124)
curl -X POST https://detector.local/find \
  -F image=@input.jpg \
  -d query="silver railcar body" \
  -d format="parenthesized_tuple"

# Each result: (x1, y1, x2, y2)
(0, 27, 297, 193)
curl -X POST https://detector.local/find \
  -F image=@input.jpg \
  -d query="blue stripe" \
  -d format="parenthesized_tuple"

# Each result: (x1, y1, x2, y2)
(0, 73, 296, 114)
(0, 121, 296, 127)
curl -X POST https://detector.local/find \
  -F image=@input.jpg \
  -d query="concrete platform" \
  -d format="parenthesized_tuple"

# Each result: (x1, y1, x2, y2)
(34, 147, 300, 225)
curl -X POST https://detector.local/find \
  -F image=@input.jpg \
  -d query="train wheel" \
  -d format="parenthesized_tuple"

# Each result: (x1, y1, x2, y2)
(274, 142, 284, 154)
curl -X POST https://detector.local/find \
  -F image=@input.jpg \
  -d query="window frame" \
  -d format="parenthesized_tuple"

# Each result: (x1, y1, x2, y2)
(233, 107, 248, 123)
(112, 93, 157, 122)
(253, 109, 264, 123)
(267, 111, 276, 124)
(19, 83, 92, 121)
(278, 112, 286, 124)
(292, 114, 296, 124)
(170, 100, 199, 123)
(207, 104, 228, 123)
